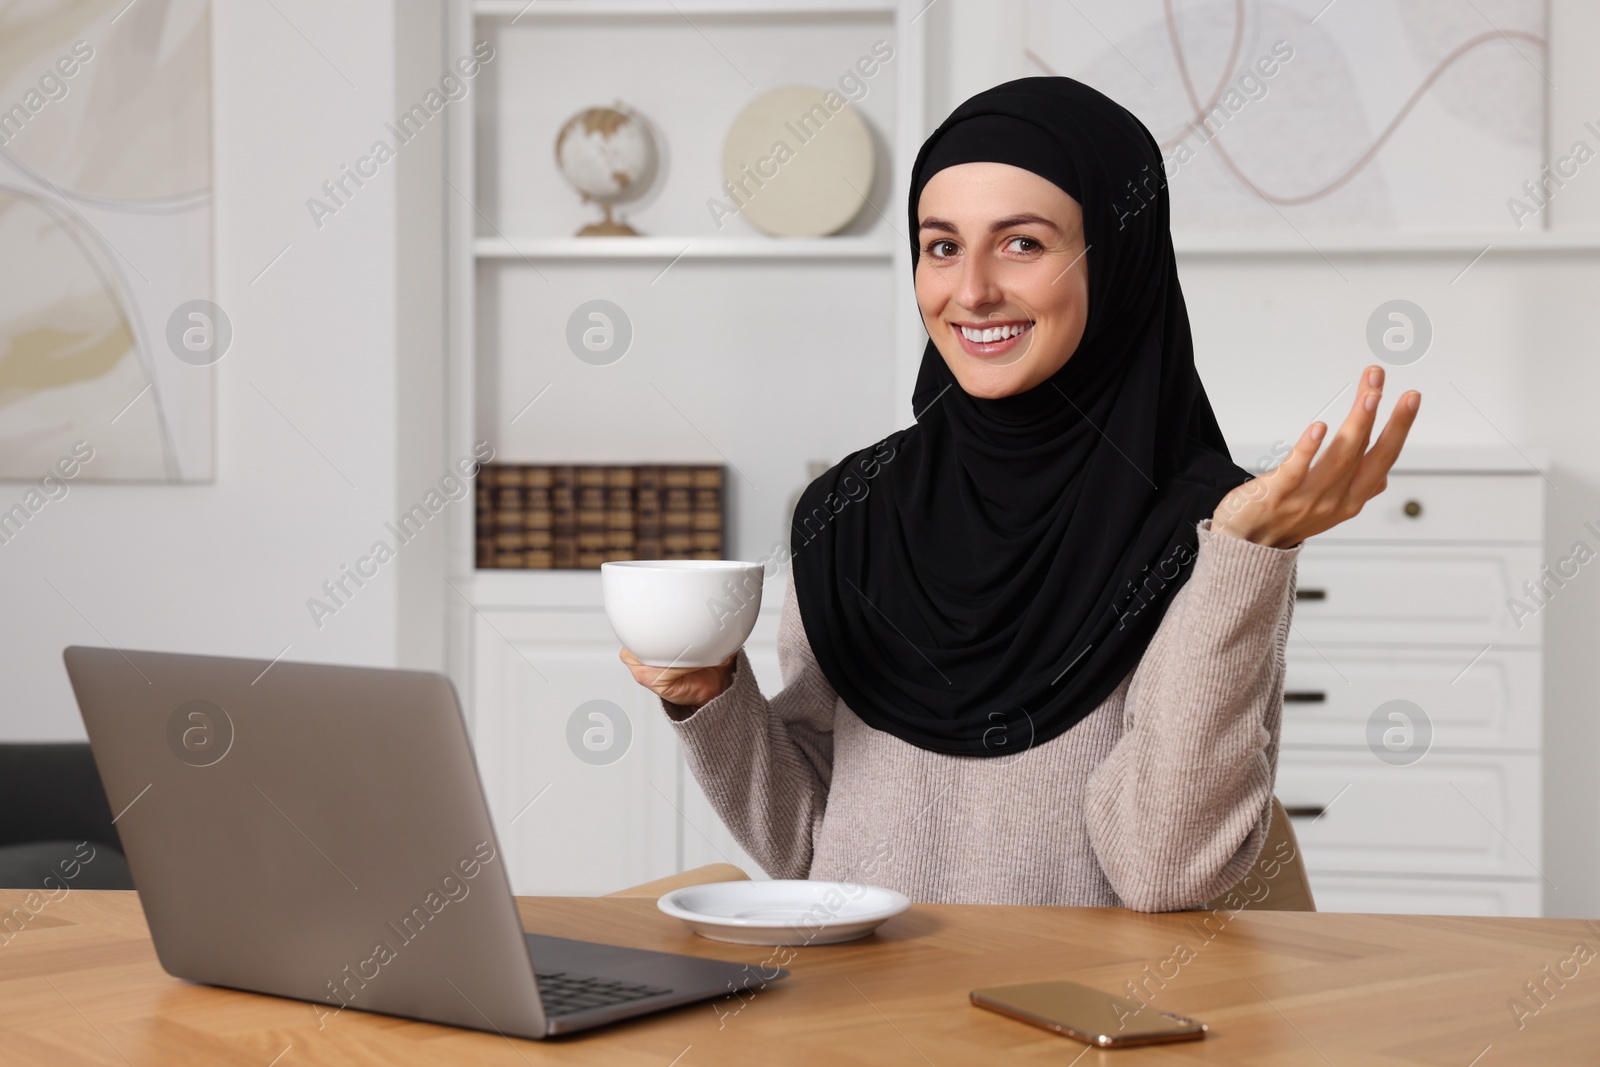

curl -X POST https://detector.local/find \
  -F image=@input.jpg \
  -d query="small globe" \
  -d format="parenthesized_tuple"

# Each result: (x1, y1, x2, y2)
(554, 104, 658, 235)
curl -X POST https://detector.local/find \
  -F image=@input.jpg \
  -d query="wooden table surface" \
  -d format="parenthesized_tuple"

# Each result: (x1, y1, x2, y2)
(2, 889, 1597, 1065)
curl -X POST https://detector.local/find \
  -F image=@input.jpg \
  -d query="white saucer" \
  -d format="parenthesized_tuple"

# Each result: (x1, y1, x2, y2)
(658, 879, 911, 945)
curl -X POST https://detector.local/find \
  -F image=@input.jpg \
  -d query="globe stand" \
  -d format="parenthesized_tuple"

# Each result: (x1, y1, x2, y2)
(576, 202, 639, 237)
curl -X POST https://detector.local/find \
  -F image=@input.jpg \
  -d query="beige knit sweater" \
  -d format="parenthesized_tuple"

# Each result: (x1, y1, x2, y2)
(664, 518, 1300, 911)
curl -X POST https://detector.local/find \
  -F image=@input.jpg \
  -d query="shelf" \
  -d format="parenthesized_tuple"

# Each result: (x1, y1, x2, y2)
(474, 235, 897, 260)
(474, 0, 895, 18)
(1174, 229, 1600, 256)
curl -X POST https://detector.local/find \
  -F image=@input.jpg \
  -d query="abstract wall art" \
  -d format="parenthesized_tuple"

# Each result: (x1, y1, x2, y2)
(0, 0, 214, 482)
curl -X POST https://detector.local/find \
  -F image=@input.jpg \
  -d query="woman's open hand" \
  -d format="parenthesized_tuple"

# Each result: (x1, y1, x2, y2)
(620, 647, 737, 713)
(1212, 365, 1421, 550)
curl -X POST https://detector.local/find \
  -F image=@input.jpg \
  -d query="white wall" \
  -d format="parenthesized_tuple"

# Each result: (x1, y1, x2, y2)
(0, 1, 448, 739)
(923, 0, 1600, 918)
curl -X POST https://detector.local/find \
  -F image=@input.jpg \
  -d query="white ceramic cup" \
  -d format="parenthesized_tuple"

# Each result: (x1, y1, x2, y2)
(600, 560, 765, 668)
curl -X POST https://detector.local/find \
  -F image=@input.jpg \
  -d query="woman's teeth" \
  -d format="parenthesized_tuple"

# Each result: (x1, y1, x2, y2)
(958, 323, 1031, 342)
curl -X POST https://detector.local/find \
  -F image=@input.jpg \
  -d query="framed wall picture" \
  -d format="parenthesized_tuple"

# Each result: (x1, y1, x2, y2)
(0, 0, 215, 482)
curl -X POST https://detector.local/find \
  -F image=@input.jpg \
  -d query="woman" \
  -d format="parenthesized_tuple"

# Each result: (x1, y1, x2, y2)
(622, 77, 1419, 910)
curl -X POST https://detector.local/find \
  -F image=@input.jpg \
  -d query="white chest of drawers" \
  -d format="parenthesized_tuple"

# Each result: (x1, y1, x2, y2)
(1261, 451, 1548, 916)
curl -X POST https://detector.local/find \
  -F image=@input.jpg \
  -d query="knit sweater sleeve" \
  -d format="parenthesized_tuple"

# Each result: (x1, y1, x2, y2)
(1084, 518, 1300, 912)
(660, 567, 837, 879)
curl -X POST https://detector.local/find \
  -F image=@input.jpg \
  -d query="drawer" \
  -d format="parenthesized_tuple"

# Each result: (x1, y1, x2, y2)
(1275, 751, 1541, 878)
(1306, 875, 1542, 917)
(1280, 646, 1540, 751)
(1313, 472, 1542, 543)
(1291, 544, 1542, 645)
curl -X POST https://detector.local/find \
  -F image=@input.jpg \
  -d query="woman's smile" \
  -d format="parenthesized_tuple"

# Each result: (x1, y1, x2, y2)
(951, 319, 1034, 359)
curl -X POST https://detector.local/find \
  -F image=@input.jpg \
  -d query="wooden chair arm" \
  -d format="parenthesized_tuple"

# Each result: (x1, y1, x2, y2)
(605, 863, 752, 898)
(1203, 795, 1317, 912)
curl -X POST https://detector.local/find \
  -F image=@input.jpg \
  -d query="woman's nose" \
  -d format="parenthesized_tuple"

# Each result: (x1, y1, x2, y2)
(956, 253, 1004, 311)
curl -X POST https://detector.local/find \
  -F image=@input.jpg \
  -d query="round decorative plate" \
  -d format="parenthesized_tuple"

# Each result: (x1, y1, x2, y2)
(721, 85, 875, 237)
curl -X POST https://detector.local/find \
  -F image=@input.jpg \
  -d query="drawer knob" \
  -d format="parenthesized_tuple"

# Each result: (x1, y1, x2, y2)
(1296, 588, 1327, 601)
(1402, 499, 1423, 518)
(1283, 805, 1326, 820)
(1283, 691, 1327, 703)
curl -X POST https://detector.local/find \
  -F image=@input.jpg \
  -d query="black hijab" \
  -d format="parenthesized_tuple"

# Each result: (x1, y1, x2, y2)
(788, 76, 1253, 758)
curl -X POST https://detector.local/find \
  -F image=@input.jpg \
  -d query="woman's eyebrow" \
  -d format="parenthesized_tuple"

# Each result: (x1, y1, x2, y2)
(989, 213, 1061, 233)
(918, 213, 1062, 233)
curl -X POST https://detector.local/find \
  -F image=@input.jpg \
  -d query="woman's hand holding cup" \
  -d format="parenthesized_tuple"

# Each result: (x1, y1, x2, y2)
(620, 648, 737, 716)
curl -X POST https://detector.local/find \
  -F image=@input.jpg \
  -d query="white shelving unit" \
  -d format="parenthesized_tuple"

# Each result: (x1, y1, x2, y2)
(443, 2, 1557, 906)
(445, 0, 927, 895)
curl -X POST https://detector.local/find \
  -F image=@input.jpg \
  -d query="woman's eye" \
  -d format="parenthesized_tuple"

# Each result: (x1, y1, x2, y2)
(1005, 235, 1041, 253)
(925, 239, 958, 258)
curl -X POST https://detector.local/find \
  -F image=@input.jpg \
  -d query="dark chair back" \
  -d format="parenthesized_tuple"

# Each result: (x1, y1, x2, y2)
(0, 742, 133, 890)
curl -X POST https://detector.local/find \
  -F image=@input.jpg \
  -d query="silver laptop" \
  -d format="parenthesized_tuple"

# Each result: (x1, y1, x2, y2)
(62, 645, 783, 1038)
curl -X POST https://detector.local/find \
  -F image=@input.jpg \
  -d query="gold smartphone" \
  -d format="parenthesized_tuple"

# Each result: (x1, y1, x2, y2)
(971, 980, 1208, 1048)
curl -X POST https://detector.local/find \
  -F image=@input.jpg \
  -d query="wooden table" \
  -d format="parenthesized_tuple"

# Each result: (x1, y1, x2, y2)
(2, 890, 1597, 1065)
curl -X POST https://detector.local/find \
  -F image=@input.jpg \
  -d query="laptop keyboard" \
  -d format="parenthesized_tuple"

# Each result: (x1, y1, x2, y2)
(536, 970, 673, 1017)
